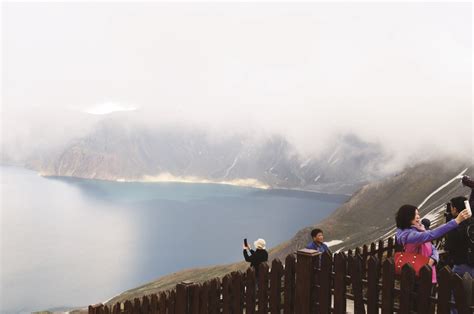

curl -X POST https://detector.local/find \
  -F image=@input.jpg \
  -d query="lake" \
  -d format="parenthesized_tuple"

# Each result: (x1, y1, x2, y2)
(0, 165, 346, 313)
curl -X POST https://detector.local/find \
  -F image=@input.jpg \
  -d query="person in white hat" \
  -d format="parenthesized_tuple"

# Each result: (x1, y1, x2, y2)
(243, 238, 268, 276)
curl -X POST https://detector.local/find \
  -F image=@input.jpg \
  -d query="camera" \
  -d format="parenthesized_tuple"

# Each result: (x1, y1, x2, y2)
(462, 175, 474, 189)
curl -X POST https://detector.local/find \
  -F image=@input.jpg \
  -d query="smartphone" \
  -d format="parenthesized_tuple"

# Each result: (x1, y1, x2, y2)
(244, 238, 248, 247)
(465, 200, 472, 216)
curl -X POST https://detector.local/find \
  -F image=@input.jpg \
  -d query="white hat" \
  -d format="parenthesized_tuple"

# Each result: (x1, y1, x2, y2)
(254, 238, 266, 250)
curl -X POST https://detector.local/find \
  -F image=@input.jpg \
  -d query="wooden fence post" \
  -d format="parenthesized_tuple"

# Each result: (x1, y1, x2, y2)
(189, 283, 201, 314)
(208, 278, 220, 314)
(231, 272, 243, 314)
(367, 256, 379, 314)
(150, 295, 158, 314)
(347, 249, 353, 277)
(158, 291, 167, 314)
(284, 254, 296, 314)
(199, 281, 209, 314)
(124, 300, 133, 314)
(169, 290, 176, 314)
(381, 258, 395, 314)
(295, 249, 320, 314)
(370, 242, 376, 256)
(417, 265, 433, 314)
(438, 267, 453, 314)
(222, 274, 232, 314)
(176, 281, 193, 314)
(387, 237, 394, 258)
(89, 304, 103, 314)
(246, 267, 256, 314)
(270, 259, 284, 314)
(377, 240, 384, 261)
(319, 252, 333, 314)
(112, 302, 121, 314)
(142, 295, 151, 313)
(350, 254, 365, 314)
(399, 264, 416, 313)
(257, 263, 270, 314)
(377, 240, 384, 275)
(334, 253, 347, 314)
(362, 245, 369, 278)
(133, 298, 141, 313)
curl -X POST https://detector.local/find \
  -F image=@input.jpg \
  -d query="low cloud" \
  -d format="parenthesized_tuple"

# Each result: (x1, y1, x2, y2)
(82, 102, 138, 115)
(2, 2, 472, 170)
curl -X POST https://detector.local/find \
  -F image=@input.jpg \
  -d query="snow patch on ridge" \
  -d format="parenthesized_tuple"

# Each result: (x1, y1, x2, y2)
(418, 168, 468, 209)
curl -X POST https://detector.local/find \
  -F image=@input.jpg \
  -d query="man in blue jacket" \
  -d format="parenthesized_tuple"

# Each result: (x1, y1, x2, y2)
(306, 228, 330, 253)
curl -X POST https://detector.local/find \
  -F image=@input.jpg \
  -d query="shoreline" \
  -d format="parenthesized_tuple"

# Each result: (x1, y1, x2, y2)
(37, 171, 270, 190)
(35, 171, 351, 198)
(1, 164, 352, 198)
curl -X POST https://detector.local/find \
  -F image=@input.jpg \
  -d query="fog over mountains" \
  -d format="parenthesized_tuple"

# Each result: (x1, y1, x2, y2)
(3, 3, 471, 190)
(3, 114, 387, 195)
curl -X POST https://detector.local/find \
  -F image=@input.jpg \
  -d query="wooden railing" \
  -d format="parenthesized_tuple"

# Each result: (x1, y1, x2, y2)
(89, 237, 474, 313)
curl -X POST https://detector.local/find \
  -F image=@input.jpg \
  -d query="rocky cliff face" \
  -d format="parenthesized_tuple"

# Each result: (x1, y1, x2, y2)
(27, 117, 387, 194)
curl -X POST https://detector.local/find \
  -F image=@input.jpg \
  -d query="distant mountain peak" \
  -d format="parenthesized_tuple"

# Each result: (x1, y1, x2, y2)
(24, 121, 389, 194)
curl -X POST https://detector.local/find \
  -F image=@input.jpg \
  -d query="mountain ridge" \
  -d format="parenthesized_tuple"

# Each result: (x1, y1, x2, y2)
(19, 118, 389, 195)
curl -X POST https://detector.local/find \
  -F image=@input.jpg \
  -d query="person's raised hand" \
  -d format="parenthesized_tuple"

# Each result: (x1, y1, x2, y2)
(455, 209, 471, 224)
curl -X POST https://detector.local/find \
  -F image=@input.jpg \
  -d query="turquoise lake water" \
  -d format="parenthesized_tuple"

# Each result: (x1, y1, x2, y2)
(0, 166, 346, 313)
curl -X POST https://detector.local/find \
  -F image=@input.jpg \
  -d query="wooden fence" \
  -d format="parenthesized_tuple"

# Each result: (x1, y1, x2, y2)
(89, 237, 474, 314)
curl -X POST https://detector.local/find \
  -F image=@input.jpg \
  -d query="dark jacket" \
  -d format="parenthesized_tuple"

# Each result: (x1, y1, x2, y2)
(306, 241, 331, 254)
(243, 249, 268, 275)
(446, 218, 474, 265)
(446, 178, 474, 266)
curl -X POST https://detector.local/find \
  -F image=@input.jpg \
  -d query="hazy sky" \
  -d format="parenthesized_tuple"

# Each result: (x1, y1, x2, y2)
(1, 2, 472, 165)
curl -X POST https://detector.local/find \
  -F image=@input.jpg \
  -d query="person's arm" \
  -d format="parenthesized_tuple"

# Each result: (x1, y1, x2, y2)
(405, 220, 458, 244)
(243, 249, 255, 263)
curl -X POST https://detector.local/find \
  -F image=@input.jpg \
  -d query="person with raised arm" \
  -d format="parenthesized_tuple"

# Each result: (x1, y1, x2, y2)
(445, 175, 474, 277)
(396, 204, 471, 283)
(243, 238, 268, 277)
